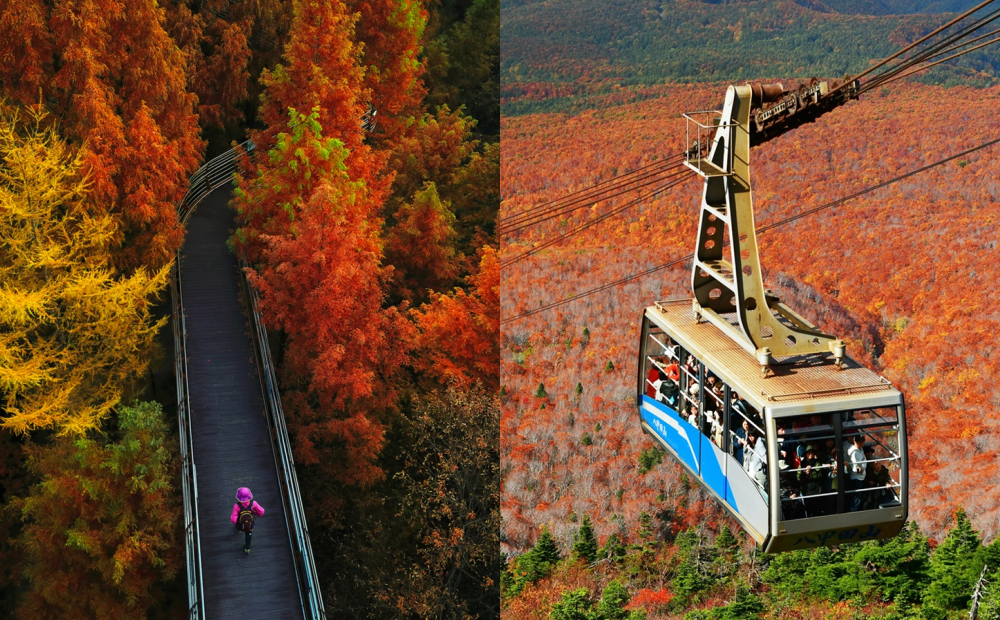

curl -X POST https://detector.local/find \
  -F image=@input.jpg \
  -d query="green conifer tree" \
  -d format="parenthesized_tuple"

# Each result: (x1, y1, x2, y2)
(536, 382, 547, 398)
(534, 527, 560, 565)
(761, 548, 813, 599)
(600, 532, 627, 563)
(975, 534, 1000, 582)
(638, 447, 664, 474)
(711, 524, 740, 579)
(595, 580, 634, 620)
(978, 567, 1000, 620)
(715, 586, 765, 620)
(550, 587, 592, 620)
(637, 511, 654, 544)
(852, 520, 931, 607)
(505, 526, 562, 597)
(924, 508, 982, 615)
(573, 514, 598, 564)
(673, 528, 715, 600)
(715, 524, 737, 552)
(803, 544, 864, 602)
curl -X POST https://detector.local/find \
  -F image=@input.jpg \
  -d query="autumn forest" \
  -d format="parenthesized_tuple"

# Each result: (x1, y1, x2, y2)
(0, 0, 998, 617)
(500, 0, 1000, 618)
(0, 0, 498, 617)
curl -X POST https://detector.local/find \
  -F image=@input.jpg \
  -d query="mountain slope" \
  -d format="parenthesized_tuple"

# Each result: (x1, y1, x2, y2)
(501, 0, 1000, 98)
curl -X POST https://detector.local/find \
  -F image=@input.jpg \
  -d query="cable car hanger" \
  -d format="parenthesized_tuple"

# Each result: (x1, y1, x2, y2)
(683, 83, 849, 376)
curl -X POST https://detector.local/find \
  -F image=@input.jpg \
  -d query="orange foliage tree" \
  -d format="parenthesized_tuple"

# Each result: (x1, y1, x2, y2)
(381, 106, 486, 302)
(11, 402, 179, 618)
(384, 106, 477, 212)
(246, 171, 409, 519)
(349, 0, 428, 146)
(234, 0, 387, 262)
(0, 0, 202, 272)
(385, 182, 460, 304)
(413, 246, 500, 391)
(232, 108, 346, 257)
(164, 0, 254, 129)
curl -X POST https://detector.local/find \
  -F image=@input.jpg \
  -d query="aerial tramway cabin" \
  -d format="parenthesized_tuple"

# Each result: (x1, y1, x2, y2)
(635, 81, 907, 552)
(637, 300, 906, 552)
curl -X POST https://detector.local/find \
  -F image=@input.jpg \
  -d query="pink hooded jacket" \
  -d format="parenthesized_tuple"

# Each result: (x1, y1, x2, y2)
(231, 500, 265, 524)
(231, 486, 265, 524)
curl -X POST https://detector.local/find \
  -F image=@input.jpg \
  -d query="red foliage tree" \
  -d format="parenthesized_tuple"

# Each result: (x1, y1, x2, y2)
(412, 246, 499, 391)
(381, 106, 483, 297)
(0, 0, 202, 272)
(232, 108, 346, 258)
(246, 172, 410, 519)
(164, 1, 253, 128)
(385, 182, 460, 304)
(348, 0, 428, 146)
(627, 587, 674, 612)
(235, 0, 388, 261)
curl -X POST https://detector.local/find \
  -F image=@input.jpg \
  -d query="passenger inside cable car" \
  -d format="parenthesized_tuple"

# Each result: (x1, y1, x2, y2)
(775, 410, 901, 520)
(642, 329, 772, 505)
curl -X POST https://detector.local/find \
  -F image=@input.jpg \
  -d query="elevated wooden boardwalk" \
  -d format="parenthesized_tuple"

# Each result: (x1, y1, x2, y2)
(180, 184, 303, 619)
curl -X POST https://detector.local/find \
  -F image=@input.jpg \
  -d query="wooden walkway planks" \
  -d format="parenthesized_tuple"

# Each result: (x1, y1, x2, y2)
(180, 184, 303, 620)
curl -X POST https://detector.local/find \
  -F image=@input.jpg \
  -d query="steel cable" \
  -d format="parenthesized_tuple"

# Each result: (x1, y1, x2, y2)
(501, 137, 1000, 324)
(831, 0, 998, 93)
(499, 154, 684, 233)
(861, 6, 1000, 92)
(500, 172, 696, 268)
(861, 29, 1000, 93)
(501, 164, 690, 236)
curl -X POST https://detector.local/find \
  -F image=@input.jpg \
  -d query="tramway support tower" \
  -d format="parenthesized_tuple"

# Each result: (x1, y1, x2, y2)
(637, 80, 907, 553)
(684, 84, 846, 374)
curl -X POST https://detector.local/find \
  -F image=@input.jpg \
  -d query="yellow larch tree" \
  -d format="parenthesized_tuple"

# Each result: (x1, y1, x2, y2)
(0, 106, 170, 435)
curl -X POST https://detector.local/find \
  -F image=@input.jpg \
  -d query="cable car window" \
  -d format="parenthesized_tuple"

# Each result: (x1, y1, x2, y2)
(843, 418, 902, 513)
(844, 407, 898, 428)
(703, 373, 725, 448)
(642, 329, 680, 407)
(728, 392, 764, 466)
(778, 417, 838, 520)
(680, 354, 699, 420)
(780, 409, 902, 521)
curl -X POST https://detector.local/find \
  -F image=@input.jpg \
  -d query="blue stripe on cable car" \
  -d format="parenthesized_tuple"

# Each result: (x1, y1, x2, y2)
(641, 395, 766, 526)
(640, 396, 700, 475)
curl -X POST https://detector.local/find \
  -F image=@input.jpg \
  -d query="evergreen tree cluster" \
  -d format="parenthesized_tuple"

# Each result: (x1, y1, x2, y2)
(503, 527, 562, 598)
(504, 509, 1000, 619)
(551, 580, 646, 620)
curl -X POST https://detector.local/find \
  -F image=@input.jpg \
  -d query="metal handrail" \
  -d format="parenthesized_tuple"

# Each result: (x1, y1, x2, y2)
(171, 255, 204, 620)
(172, 137, 325, 619)
(239, 256, 327, 619)
(178, 140, 254, 225)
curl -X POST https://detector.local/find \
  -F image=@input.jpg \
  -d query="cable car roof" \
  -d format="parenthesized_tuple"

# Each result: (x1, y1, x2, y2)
(646, 299, 902, 416)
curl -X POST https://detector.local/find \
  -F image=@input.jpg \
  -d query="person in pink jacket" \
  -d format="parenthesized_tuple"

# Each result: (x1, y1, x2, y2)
(231, 487, 265, 555)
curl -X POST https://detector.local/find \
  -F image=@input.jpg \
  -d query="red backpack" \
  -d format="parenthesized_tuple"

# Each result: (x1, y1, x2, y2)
(237, 502, 255, 532)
